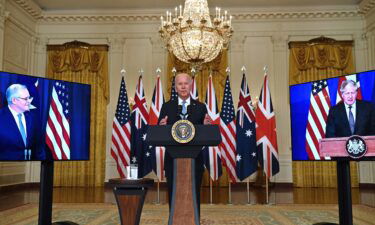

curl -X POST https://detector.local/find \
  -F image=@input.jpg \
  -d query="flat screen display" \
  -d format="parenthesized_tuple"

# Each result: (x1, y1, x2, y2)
(290, 70, 375, 161)
(0, 71, 90, 161)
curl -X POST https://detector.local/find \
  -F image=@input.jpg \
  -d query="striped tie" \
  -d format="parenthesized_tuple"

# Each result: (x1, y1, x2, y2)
(348, 105, 355, 134)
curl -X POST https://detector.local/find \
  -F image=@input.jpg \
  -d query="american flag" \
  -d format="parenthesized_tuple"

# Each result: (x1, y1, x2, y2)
(305, 79, 331, 160)
(170, 75, 178, 101)
(203, 75, 222, 181)
(336, 74, 362, 104)
(45, 81, 71, 160)
(190, 75, 198, 100)
(149, 74, 165, 181)
(236, 74, 258, 181)
(219, 75, 238, 182)
(110, 77, 131, 178)
(256, 73, 279, 178)
(130, 75, 152, 178)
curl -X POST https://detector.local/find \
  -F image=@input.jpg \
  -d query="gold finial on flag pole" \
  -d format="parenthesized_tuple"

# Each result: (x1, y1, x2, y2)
(156, 67, 161, 75)
(139, 68, 144, 76)
(191, 67, 196, 77)
(226, 67, 231, 76)
(172, 67, 177, 76)
(241, 66, 246, 73)
(120, 68, 126, 76)
(263, 65, 268, 75)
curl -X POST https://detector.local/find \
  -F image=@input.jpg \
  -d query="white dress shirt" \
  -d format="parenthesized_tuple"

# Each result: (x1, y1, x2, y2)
(8, 105, 27, 137)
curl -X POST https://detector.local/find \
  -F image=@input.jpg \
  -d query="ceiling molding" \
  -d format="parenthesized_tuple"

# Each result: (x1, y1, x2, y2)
(38, 10, 361, 24)
(13, 0, 42, 19)
(359, 0, 375, 15)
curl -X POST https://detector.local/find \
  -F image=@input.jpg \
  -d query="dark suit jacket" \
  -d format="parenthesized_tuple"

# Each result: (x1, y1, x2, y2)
(325, 100, 375, 138)
(0, 106, 44, 160)
(158, 98, 207, 170)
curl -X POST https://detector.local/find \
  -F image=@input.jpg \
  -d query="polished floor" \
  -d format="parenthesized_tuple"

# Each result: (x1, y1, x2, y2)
(0, 183, 374, 212)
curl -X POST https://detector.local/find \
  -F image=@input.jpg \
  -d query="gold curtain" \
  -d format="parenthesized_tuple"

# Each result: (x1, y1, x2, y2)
(46, 41, 109, 187)
(167, 51, 229, 186)
(289, 36, 358, 187)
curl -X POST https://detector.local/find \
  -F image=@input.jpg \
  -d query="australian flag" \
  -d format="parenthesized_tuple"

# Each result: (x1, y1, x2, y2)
(236, 74, 258, 181)
(130, 75, 153, 178)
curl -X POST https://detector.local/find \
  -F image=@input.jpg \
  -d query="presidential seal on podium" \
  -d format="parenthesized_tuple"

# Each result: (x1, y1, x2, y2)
(171, 120, 195, 143)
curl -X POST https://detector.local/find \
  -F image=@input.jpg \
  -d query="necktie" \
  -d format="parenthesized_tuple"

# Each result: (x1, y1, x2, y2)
(182, 100, 187, 115)
(18, 113, 27, 146)
(348, 105, 355, 134)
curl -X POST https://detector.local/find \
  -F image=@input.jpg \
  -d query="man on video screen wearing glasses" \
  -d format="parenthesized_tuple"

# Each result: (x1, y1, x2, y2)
(0, 84, 44, 160)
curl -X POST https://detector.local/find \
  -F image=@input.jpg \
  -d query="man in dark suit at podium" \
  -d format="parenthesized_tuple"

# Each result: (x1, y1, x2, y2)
(0, 84, 44, 160)
(326, 80, 375, 138)
(158, 73, 211, 215)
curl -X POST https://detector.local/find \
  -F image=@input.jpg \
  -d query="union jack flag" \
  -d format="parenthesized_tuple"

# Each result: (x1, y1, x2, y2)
(149, 74, 165, 181)
(336, 74, 362, 104)
(236, 74, 258, 180)
(256, 72, 279, 178)
(219, 75, 238, 182)
(203, 75, 222, 181)
(190, 75, 198, 100)
(305, 79, 331, 160)
(130, 75, 152, 178)
(45, 81, 71, 160)
(110, 77, 131, 178)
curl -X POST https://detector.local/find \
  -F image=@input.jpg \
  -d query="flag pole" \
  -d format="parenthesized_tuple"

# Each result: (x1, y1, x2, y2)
(228, 179, 232, 205)
(247, 177, 251, 204)
(156, 180, 160, 204)
(210, 178, 213, 204)
(266, 175, 269, 204)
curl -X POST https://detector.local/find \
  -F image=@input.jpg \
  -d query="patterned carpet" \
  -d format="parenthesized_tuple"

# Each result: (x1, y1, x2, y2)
(1, 203, 374, 225)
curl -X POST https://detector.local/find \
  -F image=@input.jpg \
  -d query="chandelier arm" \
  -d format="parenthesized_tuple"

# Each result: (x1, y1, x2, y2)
(206, 33, 222, 62)
(179, 32, 194, 62)
(196, 27, 204, 62)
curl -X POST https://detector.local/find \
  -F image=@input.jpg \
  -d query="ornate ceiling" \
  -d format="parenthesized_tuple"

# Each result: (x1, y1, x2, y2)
(33, 0, 362, 10)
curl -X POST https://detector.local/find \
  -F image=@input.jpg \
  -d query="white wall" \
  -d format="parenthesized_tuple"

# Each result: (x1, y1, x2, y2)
(359, 0, 375, 184)
(1, 1, 375, 185)
(0, 0, 41, 186)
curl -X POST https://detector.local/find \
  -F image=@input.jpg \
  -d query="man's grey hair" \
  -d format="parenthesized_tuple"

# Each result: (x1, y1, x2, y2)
(340, 79, 358, 94)
(6, 84, 28, 104)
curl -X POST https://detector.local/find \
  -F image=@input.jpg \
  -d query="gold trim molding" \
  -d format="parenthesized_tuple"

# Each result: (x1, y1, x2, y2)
(11, 0, 363, 23)
(38, 10, 361, 24)
(359, 0, 375, 15)
(12, 0, 372, 24)
(13, 0, 42, 19)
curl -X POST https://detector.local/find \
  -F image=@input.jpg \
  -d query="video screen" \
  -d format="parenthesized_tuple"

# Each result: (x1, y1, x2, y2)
(0, 71, 91, 161)
(290, 70, 375, 160)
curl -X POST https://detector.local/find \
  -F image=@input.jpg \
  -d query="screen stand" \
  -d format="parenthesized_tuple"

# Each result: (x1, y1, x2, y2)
(38, 161, 79, 225)
(38, 160, 54, 225)
(337, 160, 353, 225)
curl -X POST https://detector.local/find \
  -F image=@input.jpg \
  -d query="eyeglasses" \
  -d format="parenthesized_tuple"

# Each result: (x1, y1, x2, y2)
(17, 96, 33, 102)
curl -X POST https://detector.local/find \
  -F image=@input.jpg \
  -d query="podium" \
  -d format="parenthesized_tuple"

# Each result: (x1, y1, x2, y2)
(109, 178, 154, 225)
(147, 124, 221, 225)
(319, 136, 375, 225)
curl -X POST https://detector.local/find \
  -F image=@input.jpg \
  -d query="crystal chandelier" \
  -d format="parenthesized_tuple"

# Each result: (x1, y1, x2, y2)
(159, 0, 233, 66)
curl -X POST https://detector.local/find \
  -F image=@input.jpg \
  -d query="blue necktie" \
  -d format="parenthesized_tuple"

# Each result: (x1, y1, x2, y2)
(348, 106, 355, 134)
(182, 100, 187, 115)
(18, 113, 27, 146)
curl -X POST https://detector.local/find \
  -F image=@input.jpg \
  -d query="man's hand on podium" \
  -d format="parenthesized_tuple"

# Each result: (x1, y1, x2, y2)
(204, 114, 212, 125)
(159, 116, 168, 125)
